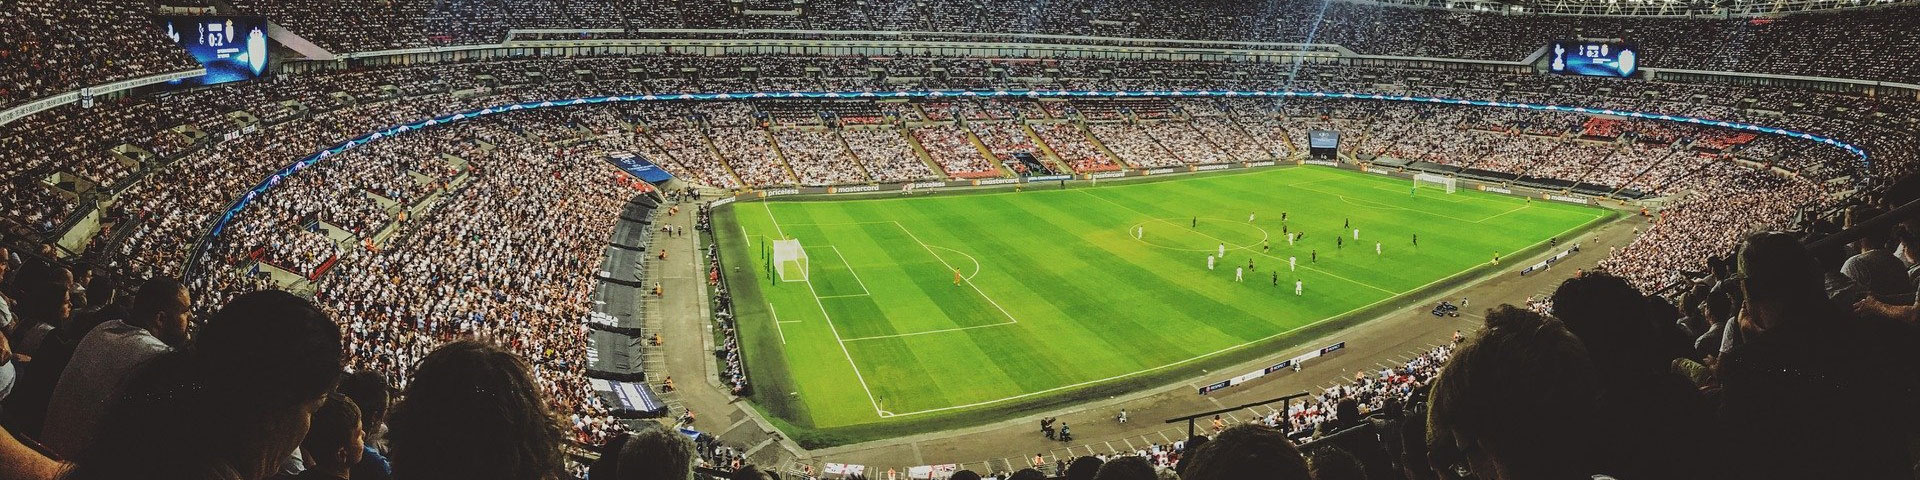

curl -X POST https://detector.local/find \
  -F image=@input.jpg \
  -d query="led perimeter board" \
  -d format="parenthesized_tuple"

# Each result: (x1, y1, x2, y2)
(155, 16, 271, 87)
(1549, 41, 1640, 78)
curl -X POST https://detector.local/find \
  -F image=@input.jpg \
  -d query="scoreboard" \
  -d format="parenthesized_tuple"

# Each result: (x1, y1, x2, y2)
(1548, 41, 1641, 78)
(155, 16, 272, 87)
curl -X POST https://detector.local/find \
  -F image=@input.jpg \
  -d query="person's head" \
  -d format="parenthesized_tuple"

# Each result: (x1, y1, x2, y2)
(303, 394, 366, 475)
(1007, 468, 1048, 480)
(68, 289, 343, 480)
(949, 470, 982, 480)
(337, 370, 391, 437)
(1334, 398, 1361, 425)
(1092, 456, 1157, 480)
(1737, 232, 1829, 331)
(1179, 425, 1311, 480)
(387, 340, 565, 480)
(1065, 455, 1106, 480)
(1429, 305, 1599, 480)
(1304, 446, 1367, 480)
(1550, 273, 1657, 370)
(618, 424, 696, 480)
(14, 262, 73, 329)
(129, 277, 191, 346)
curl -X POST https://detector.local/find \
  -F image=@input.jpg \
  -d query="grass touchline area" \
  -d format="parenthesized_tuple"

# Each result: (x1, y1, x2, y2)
(712, 165, 1612, 447)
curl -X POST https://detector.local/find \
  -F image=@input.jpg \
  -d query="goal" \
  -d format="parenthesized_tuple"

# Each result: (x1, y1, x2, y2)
(1414, 173, 1457, 194)
(772, 239, 809, 282)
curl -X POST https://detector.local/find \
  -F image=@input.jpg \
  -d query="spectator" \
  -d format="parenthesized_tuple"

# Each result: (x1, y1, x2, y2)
(1179, 425, 1311, 480)
(1840, 224, 1912, 304)
(1091, 456, 1156, 480)
(1302, 446, 1367, 480)
(1716, 232, 1920, 479)
(66, 289, 344, 480)
(614, 424, 695, 480)
(1548, 273, 1712, 479)
(40, 277, 191, 458)
(1428, 305, 1608, 480)
(335, 372, 393, 480)
(385, 340, 566, 480)
(287, 394, 364, 480)
(1064, 455, 1105, 480)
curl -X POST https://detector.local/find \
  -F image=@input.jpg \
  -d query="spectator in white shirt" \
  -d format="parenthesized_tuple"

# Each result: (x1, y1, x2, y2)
(41, 277, 191, 458)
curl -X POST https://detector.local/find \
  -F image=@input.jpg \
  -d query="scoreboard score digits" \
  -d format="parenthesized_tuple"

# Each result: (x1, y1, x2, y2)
(1549, 41, 1641, 78)
(156, 16, 271, 87)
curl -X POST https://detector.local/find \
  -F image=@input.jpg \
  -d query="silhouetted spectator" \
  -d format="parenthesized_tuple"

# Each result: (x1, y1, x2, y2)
(385, 340, 566, 480)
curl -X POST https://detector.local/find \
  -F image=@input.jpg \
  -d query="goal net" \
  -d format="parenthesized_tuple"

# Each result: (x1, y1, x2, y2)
(1414, 173, 1457, 194)
(772, 239, 809, 282)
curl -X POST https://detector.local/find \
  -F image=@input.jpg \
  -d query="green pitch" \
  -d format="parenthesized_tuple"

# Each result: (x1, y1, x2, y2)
(713, 166, 1611, 445)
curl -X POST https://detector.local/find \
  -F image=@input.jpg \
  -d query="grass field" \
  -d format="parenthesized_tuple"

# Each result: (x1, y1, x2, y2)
(713, 166, 1612, 446)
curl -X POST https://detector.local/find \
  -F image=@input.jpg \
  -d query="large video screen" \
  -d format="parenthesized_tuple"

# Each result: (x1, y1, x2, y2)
(1308, 130, 1339, 149)
(155, 16, 271, 87)
(1548, 41, 1640, 78)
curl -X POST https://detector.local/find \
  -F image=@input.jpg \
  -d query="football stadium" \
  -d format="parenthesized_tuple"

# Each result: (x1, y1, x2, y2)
(1, 0, 1919, 479)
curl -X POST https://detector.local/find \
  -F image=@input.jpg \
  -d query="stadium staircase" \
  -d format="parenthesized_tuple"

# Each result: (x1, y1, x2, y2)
(759, 129, 805, 184)
(1079, 121, 1135, 170)
(899, 128, 954, 180)
(1020, 123, 1075, 174)
(829, 130, 878, 181)
(1610, 149, 1678, 198)
(959, 122, 1017, 179)
(693, 125, 750, 188)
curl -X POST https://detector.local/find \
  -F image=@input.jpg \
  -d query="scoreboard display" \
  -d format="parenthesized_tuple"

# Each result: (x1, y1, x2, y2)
(155, 16, 271, 87)
(1548, 41, 1641, 78)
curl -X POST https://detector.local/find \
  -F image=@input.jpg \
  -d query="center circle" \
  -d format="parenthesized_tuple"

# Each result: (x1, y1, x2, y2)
(1129, 218, 1271, 253)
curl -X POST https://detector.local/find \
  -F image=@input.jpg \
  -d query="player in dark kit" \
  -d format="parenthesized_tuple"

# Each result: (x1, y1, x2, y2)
(1312, 250, 1318, 262)
(1413, 233, 1418, 246)
(1337, 236, 1343, 249)
(1272, 272, 1278, 285)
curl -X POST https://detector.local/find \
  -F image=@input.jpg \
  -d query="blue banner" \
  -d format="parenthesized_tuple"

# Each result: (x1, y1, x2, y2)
(606, 153, 676, 184)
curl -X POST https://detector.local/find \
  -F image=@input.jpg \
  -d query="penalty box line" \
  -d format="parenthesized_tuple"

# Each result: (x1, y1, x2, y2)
(825, 221, 1024, 343)
(757, 201, 889, 417)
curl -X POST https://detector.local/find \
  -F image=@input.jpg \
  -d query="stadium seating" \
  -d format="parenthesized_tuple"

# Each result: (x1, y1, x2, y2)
(7, 4, 1920, 478)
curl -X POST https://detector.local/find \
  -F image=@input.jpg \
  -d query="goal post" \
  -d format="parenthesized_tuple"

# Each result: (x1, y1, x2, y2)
(1414, 173, 1457, 194)
(772, 239, 809, 282)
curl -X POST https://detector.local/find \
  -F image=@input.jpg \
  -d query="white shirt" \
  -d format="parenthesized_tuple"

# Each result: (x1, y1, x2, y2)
(42, 320, 174, 458)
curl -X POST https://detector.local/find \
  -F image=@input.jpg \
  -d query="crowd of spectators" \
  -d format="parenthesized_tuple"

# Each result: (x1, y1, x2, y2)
(840, 129, 942, 183)
(770, 129, 869, 186)
(913, 126, 1000, 178)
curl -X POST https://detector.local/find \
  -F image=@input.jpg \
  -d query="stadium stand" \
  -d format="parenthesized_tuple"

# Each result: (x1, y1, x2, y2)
(6, 1, 1920, 478)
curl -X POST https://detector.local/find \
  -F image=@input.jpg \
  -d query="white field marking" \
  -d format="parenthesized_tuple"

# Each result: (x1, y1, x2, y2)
(801, 245, 874, 296)
(875, 209, 1616, 418)
(1287, 183, 1493, 224)
(792, 242, 887, 417)
(1133, 215, 1394, 295)
(925, 244, 983, 280)
(891, 221, 1020, 326)
(760, 199, 788, 240)
(740, 223, 752, 247)
(1126, 217, 1270, 253)
(794, 272, 883, 418)
(830, 246, 872, 295)
(841, 322, 1019, 342)
(781, 221, 897, 227)
(1375, 184, 1468, 202)
(1474, 203, 1531, 224)
(768, 305, 789, 345)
